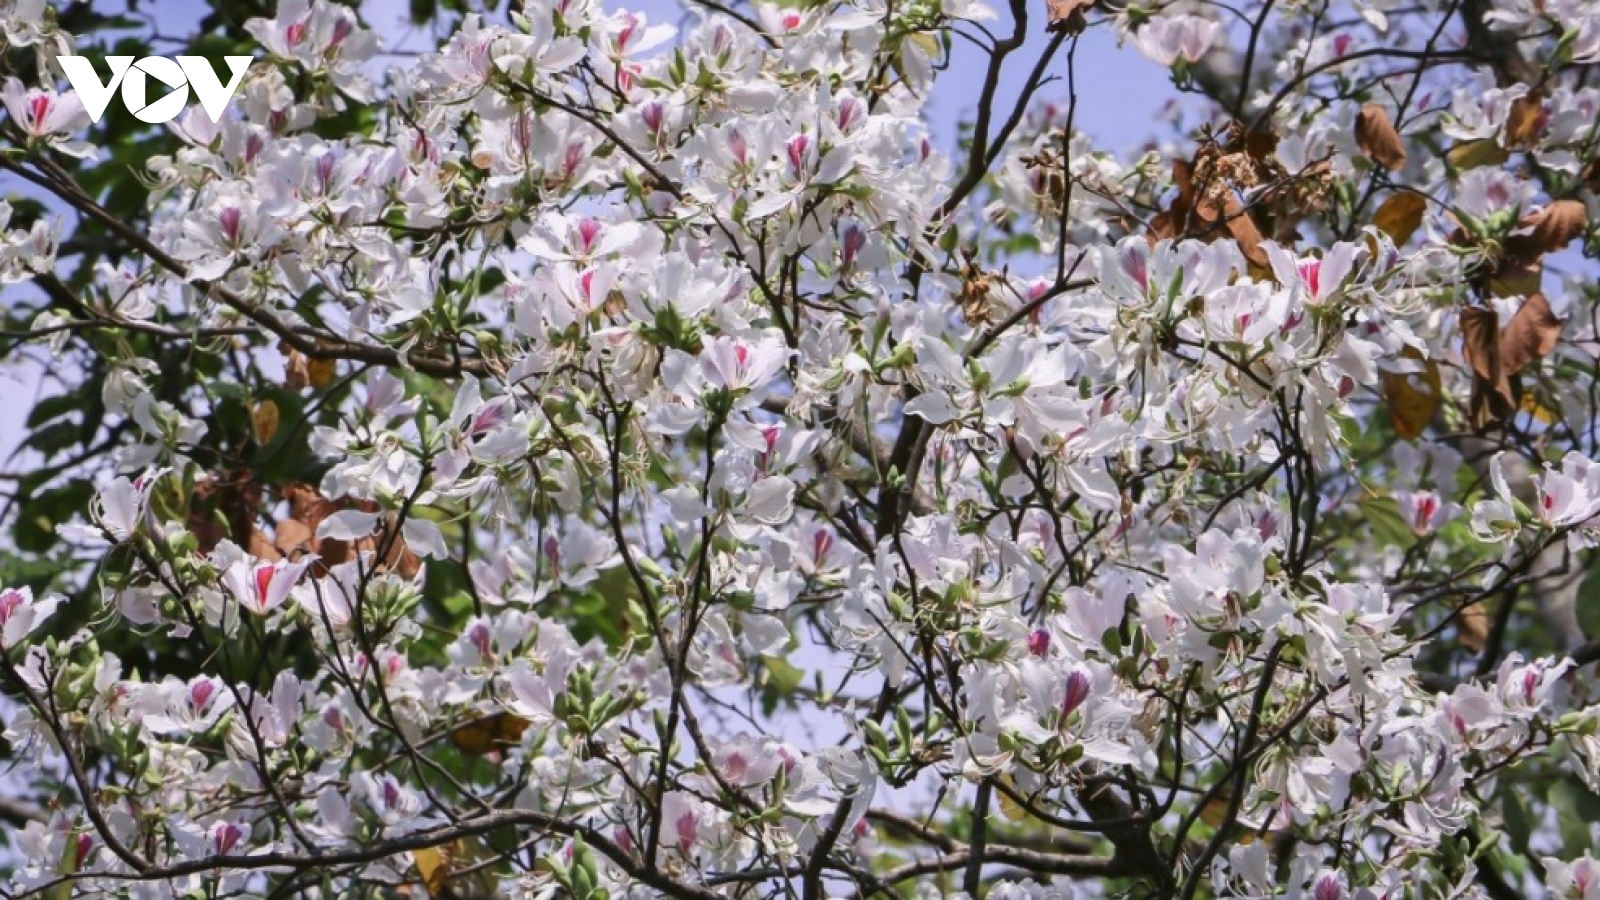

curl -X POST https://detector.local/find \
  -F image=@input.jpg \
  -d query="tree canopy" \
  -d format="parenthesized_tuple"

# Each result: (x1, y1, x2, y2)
(2, 0, 1600, 897)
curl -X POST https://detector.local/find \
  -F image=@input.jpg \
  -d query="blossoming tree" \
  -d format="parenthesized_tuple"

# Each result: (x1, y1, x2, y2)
(2, 0, 1600, 895)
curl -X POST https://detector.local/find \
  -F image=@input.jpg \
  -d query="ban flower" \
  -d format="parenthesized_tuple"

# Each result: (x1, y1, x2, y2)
(1131, 14, 1221, 66)
(0, 586, 59, 650)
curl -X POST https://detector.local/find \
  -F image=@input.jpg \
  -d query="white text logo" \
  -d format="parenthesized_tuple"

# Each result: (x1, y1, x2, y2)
(58, 56, 253, 125)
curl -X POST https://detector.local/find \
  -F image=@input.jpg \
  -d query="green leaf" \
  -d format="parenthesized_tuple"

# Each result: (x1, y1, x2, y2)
(1502, 786, 1533, 855)
(25, 393, 81, 428)
(15, 481, 93, 553)
(1549, 775, 1600, 855)
(759, 655, 804, 716)
(1577, 556, 1600, 641)
(1357, 496, 1415, 550)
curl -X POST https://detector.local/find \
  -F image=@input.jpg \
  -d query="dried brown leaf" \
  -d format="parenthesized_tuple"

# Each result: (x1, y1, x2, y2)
(1380, 350, 1441, 441)
(250, 399, 280, 446)
(1458, 602, 1491, 653)
(411, 845, 451, 899)
(1507, 199, 1589, 259)
(1445, 138, 1509, 172)
(1242, 127, 1279, 162)
(283, 349, 310, 391)
(1147, 211, 1177, 244)
(307, 357, 337, 388)
(1505, 93, 1544, 149)
(1046, 0, 1094, 32)
(249, 528, 283, 562)
(450, 712, 531, 757)
(1222, 199, 1269, 268)
(1356, 104, 1407, 171)
(1462, 305, 1518, 431)
(1460, 305, 1501, 383)
(273, 517, 315, 558)
(1486, 258, 1543, 299)
(1500, 293, 1561, 375)
(1372, 192, 1427, 245)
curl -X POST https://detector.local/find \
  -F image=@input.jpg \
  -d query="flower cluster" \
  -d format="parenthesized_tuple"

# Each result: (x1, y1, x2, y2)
(0, 0, 1598, 896)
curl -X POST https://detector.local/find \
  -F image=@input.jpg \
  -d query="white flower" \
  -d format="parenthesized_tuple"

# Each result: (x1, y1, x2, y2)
(218, 542, 314, 616)
(0, 586, 59, 649)
(1131, 14, 1221, 66)
(1545, 853, 1600, 900)
(1, 78, 90, 156)
(89, 471, 161, 543)
(699, 332, 790, 394)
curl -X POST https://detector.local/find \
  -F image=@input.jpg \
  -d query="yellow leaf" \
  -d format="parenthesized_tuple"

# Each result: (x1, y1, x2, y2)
(1458, 601, 1490, 652)
(1446, 138, 1510, 172)
(1380, 350, 1442, 440)
(250, 399, 280, 445)
(1198, 796, 1229, 828)
(450, 712, 532, 757)
(1197, 794, 1258, 844)
(412, 845, 450, 898)
(996, 777, 1029, 821)
(1372, 193, 1427, 245)
(1521, 392, 1560, 424)
(307, 356, 337, 388)
(1486, 260, 1542, 299)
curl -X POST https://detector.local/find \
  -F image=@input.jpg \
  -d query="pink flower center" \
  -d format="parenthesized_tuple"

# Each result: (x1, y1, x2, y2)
(190, 679, 217, 714)
(837, 97, 864, 132)
(726, 129, 750, 168)
(316, 154, 336, 192)
(469, 622, 493, 660)
(785, 134, 811, 177)
(470, 403, 504, 436)
(1297, 258, 1322, 298)
(1061, 670, 1091, 719)
(617, 14, 642, 51)
(219, 207, 243, 246)
(213, 822, 243, 856)
(253, 564, 276, 608)
(1414, 495, 1438, 529)
(640, 102, 665, 135)
(27, 94, 51, 132)
(675, 810, 698, 850)
(1028, 628, 1051, 657)
(576, 217, 603, 253)
(0, 589, 22, 625)
(841, 224, 866, 267)
(812, 529, 833, 565)
(1123, 250, 1149, 291)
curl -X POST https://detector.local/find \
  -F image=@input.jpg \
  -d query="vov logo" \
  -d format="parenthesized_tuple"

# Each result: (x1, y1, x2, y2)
(57, 56, 254, 125)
